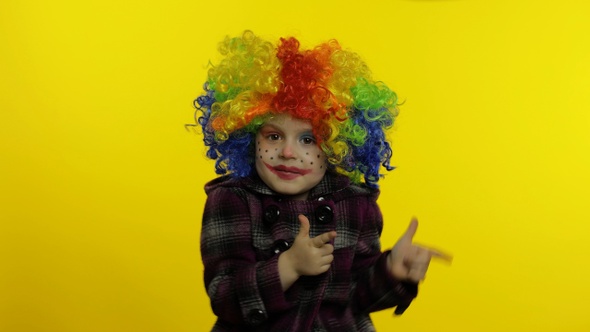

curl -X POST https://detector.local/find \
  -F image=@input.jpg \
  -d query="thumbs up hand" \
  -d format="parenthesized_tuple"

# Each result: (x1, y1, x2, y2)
(388, 218, 452, 283)
(282, 214, 337, 277)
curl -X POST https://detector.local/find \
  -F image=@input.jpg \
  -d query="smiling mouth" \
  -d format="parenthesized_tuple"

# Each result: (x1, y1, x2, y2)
(264, 163, 311, 179)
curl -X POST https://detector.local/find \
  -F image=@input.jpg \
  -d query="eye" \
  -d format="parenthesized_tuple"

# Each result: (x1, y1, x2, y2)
(301, 136, 316, 145)
(267, 133, 281, 141)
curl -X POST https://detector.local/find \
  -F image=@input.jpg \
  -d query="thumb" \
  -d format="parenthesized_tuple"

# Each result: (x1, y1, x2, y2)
(399, 218, 418, 242)
(297, 214, 311, 239)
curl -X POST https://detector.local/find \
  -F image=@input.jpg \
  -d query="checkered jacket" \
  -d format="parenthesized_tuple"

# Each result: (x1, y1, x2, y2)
(201, 172, 418, 331)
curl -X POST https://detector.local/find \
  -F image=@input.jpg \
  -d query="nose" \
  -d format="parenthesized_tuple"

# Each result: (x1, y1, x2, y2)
(279, 141, 296, 159)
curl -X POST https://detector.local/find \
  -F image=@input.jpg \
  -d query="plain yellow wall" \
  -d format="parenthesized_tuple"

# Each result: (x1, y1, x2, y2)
(2, 0, 589, 331)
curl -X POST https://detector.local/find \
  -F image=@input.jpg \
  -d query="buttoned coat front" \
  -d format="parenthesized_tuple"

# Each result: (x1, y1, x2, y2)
(201, 172, 417, 331)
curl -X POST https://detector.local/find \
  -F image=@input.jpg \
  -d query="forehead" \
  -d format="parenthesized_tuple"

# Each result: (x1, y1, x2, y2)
(260, 114, 313, 132)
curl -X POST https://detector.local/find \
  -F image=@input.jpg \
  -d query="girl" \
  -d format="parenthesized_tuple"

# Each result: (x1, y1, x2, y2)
(193, 31, 449, 331)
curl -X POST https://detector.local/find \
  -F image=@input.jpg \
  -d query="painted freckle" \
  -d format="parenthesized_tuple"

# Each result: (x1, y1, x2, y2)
(306, 152, 309, 155)
(300, 160, 303, 163)
(310, 162, 313, 165)
(317, 155, 320, 158)
(265, 150, 268, 152)
(270, 157, 273, 160)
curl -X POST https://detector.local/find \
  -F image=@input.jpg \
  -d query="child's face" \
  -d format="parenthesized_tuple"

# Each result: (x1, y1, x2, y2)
(255, 114, 328, 200)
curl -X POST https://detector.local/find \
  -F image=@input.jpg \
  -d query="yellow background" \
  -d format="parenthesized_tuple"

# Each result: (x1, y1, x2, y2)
(2, 0, 589, 331)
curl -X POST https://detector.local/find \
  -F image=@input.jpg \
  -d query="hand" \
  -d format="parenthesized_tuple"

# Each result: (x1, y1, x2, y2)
(387, 218, 452, 283)
(282, 214, 337, 277)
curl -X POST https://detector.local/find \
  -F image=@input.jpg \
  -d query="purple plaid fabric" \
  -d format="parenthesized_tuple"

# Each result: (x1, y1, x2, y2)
(201, 172, 417, 331)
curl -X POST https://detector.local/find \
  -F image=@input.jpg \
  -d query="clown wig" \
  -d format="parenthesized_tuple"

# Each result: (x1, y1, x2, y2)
(194, 31, 399, 187)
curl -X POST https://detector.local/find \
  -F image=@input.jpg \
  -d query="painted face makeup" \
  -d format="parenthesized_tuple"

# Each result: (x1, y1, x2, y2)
(255, 114, 328, 200)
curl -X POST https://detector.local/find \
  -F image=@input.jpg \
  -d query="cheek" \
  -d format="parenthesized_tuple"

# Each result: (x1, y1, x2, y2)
(301, 149, 328, 171)
(256, 140, 279, 162)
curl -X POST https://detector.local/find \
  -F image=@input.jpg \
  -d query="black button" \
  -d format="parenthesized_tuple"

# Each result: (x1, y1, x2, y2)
(263, 205, 280, 224)
(248, 309, 265, 325)
(315, 205, 333, 223)
(272, 239, 290, 254)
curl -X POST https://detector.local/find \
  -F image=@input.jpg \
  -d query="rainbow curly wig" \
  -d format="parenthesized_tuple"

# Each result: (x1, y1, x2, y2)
(194, 31, 399, 187)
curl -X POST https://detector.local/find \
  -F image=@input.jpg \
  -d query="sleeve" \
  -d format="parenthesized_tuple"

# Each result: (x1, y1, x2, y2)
(201, 187, 295, 326)
(350, 195, 418, 315)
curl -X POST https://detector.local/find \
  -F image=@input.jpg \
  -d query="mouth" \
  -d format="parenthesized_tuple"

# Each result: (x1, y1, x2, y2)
(264, 163, 312, 180)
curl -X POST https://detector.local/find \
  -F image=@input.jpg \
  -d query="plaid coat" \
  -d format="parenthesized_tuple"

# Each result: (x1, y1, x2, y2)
(201, 172, 418, 331)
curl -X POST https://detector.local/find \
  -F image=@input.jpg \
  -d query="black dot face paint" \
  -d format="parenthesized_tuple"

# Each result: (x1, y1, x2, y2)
(253, 114, 333, 200)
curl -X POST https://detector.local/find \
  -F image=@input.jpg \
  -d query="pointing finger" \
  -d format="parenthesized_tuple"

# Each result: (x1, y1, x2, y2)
(429, 248, 454, 263)
(412, 243, 454, 264)
(312, 230, 337, 248)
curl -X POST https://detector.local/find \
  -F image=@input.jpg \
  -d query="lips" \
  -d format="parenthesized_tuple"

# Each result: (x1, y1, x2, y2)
(264, 162, 311, 180)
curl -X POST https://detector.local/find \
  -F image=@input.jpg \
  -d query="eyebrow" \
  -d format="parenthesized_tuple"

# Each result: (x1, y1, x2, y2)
(259, 123, 280, 130)
(260, 123, 314, 136)
(258, 123, 317, 139)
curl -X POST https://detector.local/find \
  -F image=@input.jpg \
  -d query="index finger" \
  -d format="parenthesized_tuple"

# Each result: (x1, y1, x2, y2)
(426, 247, 454, 264)
(311, 231, 336, 248)
(413, 243, 454, 263)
